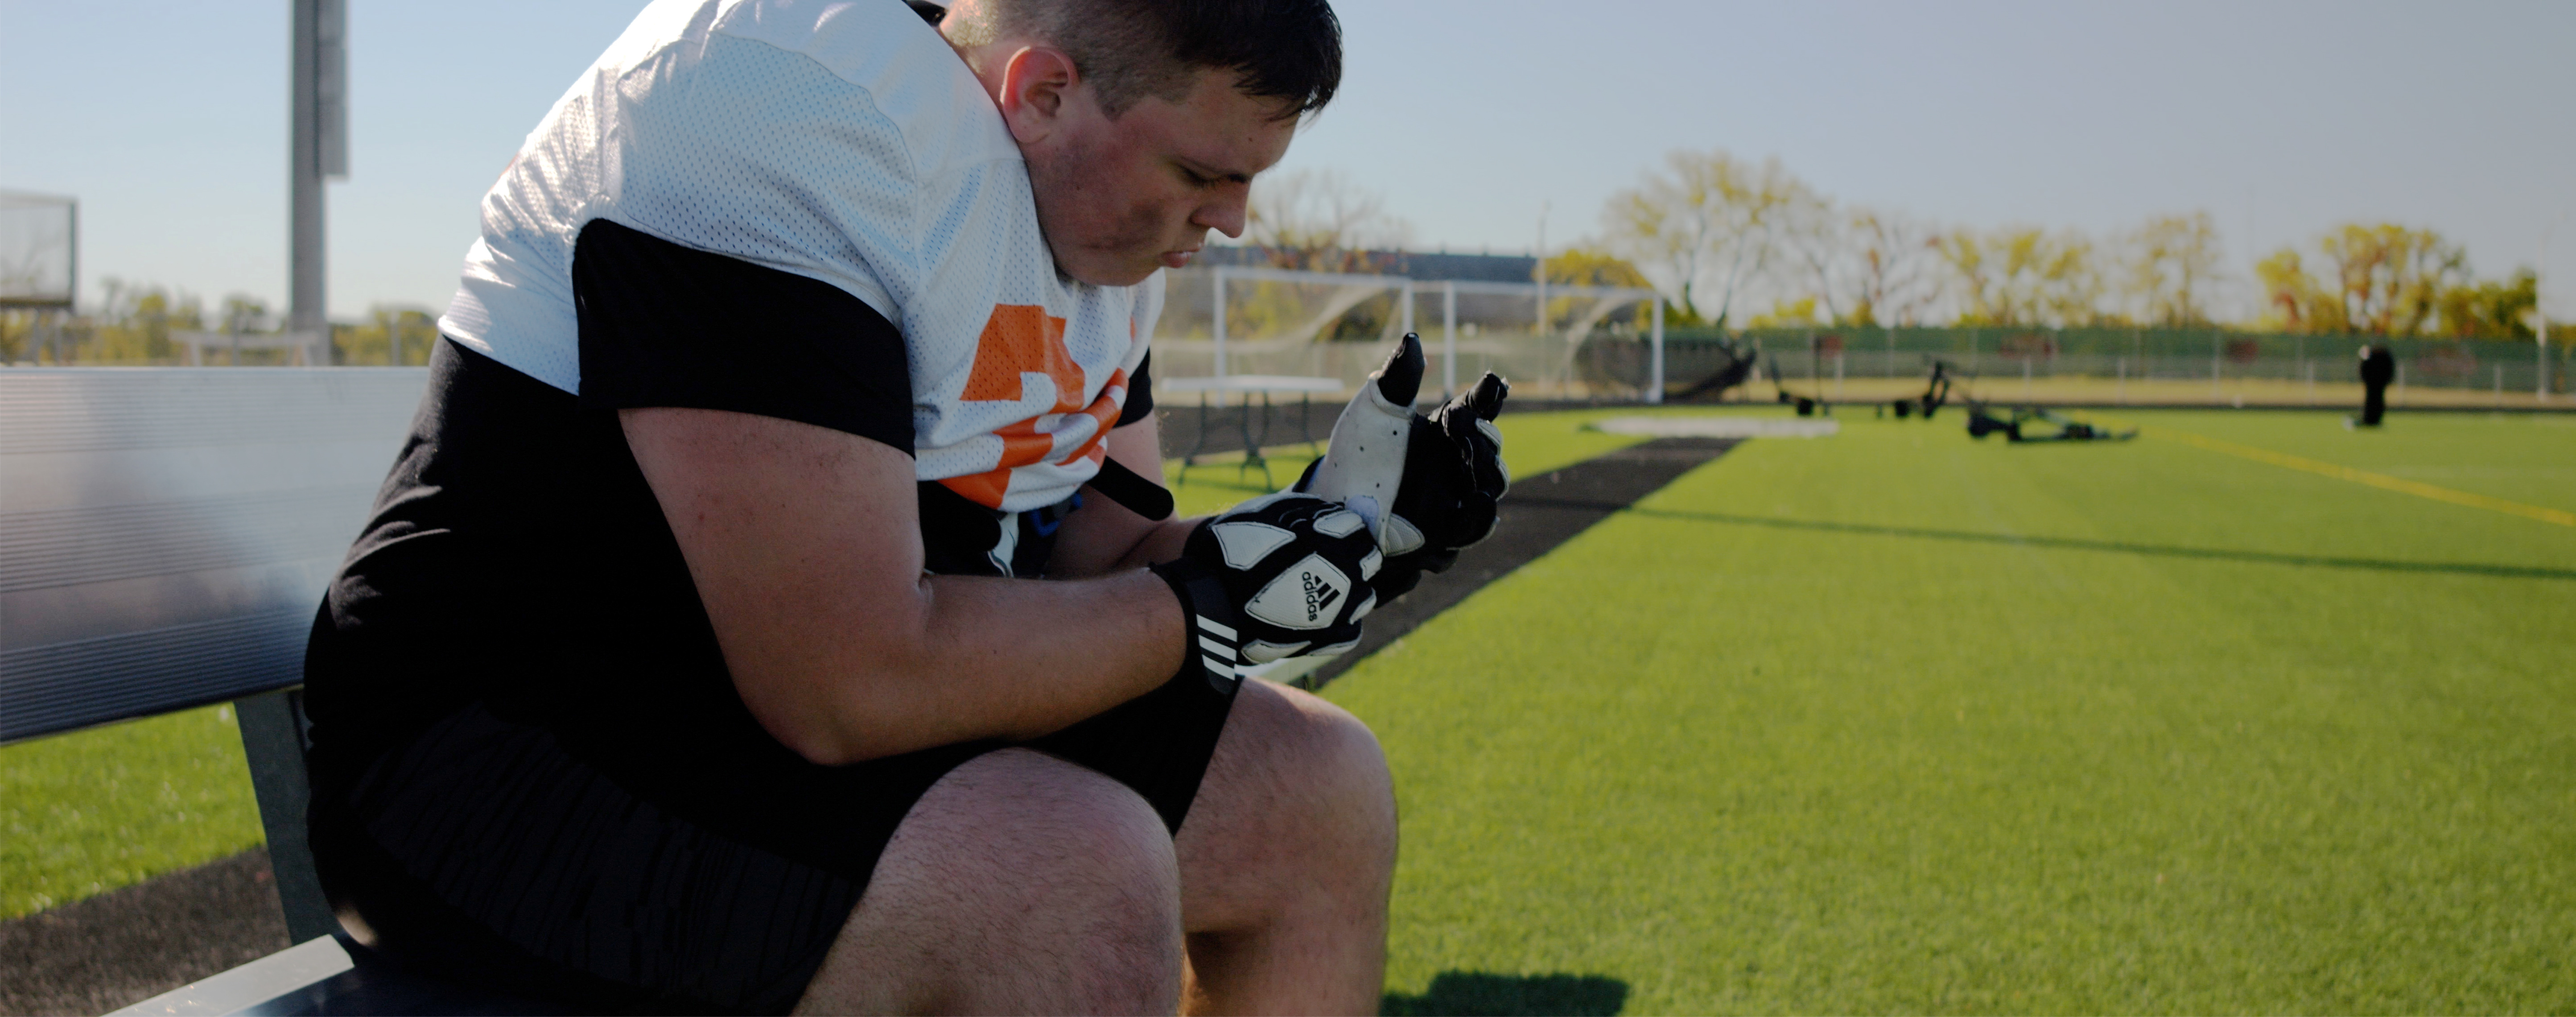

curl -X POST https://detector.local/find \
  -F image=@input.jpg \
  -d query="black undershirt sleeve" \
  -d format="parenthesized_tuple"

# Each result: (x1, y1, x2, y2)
(573, 218, 914, 454)
(1119, 352, 1154, 426)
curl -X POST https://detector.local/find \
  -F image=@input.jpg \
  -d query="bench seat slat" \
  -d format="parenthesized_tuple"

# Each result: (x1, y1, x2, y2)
(107, 935, 356, 1017)
(0, 486, 377, 593)
(0, 607, 312, 742)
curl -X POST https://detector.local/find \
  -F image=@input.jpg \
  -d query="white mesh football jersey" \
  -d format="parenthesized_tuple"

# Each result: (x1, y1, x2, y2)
(440, 0, 1161, 513)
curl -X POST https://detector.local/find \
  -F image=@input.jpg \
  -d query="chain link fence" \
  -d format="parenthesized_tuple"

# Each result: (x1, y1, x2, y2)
(1148, 322, 2569, 408)
(1686, 327, 2569, 408)
(1146, 263, 2567, 407)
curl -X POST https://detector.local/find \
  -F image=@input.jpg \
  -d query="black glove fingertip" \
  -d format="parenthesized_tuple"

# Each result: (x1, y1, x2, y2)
(1467, 372, 1509, 421)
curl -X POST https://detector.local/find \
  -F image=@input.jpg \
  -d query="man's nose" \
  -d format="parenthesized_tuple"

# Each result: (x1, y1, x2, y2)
(1194, 193, 1247, 240)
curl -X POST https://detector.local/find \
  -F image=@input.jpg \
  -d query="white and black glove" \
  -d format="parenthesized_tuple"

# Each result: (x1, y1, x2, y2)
(1296, 337, 1511, 604)
(1370, 372, 1509, 601)
(1151, 492, 1381, 691)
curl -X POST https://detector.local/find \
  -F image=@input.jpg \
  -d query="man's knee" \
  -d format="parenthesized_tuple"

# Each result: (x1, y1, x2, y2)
(905, 746, 1180, 930)
(1197, 682, 1398, 870)
(1299, 690, 1398, 864)
(1252, 682, 1391, 794)
(815, 748, 1181, 1013)
(1176, 687, 1395, 1017)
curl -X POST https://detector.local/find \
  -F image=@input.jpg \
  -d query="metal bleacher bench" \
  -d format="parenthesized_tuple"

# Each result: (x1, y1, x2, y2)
(1159, 374, 1340, 489)
(0, 367, 551, 1015)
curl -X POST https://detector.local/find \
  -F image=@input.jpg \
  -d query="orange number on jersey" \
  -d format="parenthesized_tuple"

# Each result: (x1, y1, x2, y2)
(940, 305, 1128, 508)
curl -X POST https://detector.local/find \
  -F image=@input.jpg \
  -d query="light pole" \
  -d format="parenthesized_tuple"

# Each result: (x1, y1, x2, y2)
(290, 0, 349, 364)
(1534, 200, 1549, 343)
(2540, 212, 2568, 403)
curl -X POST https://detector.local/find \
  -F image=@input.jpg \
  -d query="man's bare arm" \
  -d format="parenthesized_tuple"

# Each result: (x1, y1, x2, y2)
(621, 407, 1185, 766)
(1050, 415, 1199, 578)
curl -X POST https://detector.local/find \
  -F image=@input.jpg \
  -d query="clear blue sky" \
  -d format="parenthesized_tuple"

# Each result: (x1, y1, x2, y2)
(4, 0, 2570, 322)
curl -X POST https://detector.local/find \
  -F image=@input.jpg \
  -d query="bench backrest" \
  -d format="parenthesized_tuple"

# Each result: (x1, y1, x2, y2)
(5, 367, 429, 952)
(2, 368, 575, 1014)
(1, 367, 427, 743)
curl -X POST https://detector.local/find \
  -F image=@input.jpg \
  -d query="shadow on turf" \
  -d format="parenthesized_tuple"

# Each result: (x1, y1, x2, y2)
(1381, 972, 1629, 1016)
(1567, 504, 2576, 582)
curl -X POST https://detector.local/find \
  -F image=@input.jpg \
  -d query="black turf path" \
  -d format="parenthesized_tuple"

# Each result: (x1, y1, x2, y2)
(0, 848, 291, 1016)
(0, 435, 1743, 1016)
(1298, 436, 1743, 690)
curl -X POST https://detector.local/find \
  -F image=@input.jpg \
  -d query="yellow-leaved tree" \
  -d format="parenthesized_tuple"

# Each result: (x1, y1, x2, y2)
(2319, 223, 2465, 335)
(2255, 248, 2341, 333)
(2120, 212, 2223, 327)
(2259, 224, 2469, 335)
(1937, 227, 2103, 327)
(2432, 269, 2537, 339)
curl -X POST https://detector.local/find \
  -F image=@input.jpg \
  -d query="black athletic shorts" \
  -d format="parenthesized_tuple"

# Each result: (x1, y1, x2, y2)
(307, 669, 1229, 1015)
(302, 221, 1205, 1014)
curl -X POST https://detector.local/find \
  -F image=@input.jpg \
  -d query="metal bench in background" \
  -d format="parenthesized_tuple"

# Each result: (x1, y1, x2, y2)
(1159, 374, 1340, 489)
(1, 366, 549, 1015)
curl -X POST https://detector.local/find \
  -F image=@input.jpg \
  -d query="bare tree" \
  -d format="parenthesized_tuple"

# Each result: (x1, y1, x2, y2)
(1783, 206, 1943, 327)
(1602, 149, 1817, 327)
(1245, 168, 1413, 273)
(1778, 198, 1852, 325)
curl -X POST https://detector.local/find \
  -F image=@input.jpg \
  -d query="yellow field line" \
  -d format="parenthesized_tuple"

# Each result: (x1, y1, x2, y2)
(2139, 425, 2575, 527)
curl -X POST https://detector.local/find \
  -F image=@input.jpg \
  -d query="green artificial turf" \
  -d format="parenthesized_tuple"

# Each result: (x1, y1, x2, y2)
(7, 405, 2568, 1016)
(1328, 407, 2576, 1014)
(2112, 409, 2576, 510)
(0, 704, 265, 919)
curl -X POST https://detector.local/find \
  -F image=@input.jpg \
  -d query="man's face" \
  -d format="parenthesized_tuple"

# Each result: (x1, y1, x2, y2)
(1022, 69, 1298, 287)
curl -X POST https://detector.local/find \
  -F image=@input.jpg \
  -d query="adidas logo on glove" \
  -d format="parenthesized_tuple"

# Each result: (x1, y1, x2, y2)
(1243, 555, 1349, 629)
(1304, 572, 1342, 619)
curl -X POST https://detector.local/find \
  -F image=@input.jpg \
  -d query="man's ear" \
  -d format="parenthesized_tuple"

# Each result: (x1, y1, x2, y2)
(995, 45, 1079, 145)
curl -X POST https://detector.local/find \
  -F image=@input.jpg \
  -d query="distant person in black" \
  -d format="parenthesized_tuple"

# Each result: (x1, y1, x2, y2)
(2357, 345, 2396, 426)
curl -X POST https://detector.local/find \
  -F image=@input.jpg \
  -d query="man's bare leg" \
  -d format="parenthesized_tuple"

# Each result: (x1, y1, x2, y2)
(793, 748, 1183, 1015)
(1176, 680, 1399, 1016)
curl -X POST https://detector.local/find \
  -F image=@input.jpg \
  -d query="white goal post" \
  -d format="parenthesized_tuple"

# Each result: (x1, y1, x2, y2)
(1194, 264, 1668, 404)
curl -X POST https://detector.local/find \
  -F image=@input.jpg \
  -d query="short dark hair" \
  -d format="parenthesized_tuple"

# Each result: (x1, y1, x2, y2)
(952, 0, 1342, 120)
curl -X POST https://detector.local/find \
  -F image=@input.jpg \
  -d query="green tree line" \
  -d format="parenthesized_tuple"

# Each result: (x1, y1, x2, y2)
(1, 281, 441, 365)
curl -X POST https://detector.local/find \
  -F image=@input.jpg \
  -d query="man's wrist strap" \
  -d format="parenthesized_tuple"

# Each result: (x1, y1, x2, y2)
(1151, 559, 1245, 694)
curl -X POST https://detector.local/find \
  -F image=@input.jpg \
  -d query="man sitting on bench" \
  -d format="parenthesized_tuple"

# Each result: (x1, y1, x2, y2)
(299, 1, 1501, 1012)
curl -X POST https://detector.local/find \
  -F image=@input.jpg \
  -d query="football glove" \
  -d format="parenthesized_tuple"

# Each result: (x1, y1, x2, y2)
(1298, 370, 1510, 604)
(1150, 492, 1382, 691)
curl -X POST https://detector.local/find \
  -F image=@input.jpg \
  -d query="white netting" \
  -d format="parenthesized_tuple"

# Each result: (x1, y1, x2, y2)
(1153, 265, 1662, 400)
(1, 191, 76, 308)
